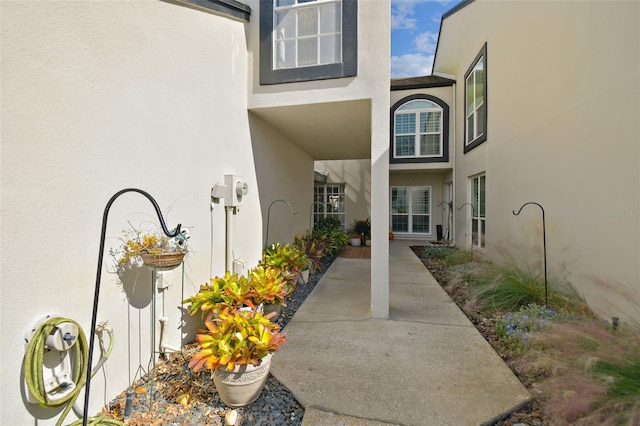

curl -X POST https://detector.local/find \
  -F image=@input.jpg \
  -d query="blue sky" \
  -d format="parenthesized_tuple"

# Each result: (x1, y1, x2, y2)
(391, 0, 458, 78)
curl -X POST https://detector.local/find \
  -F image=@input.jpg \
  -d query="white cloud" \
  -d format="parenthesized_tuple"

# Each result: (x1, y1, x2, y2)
(391, 1, 418, 30)
(414, 31, 439, 54)
(391, 53, 434, 78)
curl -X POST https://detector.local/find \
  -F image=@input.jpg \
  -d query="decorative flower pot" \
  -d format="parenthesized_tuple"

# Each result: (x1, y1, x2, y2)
(365, 239, 371, 247)
(213, 354, 272, 408)
(140, 252, 186, 271)
(296, 269, 310, 285)
(350, 238, 361, 247)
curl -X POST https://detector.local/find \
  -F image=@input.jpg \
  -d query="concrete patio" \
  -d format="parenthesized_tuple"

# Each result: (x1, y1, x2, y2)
(271, 240, 530, 426)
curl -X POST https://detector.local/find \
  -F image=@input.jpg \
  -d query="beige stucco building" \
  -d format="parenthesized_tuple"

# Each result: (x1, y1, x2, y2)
(317, 0, 639, 324)
(1, 0, 638, 424)
(1, 0, 389, 423)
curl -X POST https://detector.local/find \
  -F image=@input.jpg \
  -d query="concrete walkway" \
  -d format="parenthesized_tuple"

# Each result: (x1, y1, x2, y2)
(271, 240, 530, 426)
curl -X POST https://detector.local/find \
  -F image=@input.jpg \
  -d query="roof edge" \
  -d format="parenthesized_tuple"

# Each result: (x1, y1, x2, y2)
(433, 0, 475, 74)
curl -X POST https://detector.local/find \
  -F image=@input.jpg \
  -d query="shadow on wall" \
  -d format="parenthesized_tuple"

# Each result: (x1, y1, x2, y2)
(247, 112, 314, 246)
(324, 159, 372, 220)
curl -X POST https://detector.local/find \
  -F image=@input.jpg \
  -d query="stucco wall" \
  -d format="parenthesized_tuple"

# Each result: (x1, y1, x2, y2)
(0, 1, 310, 423)
(435, 0, 640, 322)
(245, 0, 391, 317)
(250, 113, 314, 245)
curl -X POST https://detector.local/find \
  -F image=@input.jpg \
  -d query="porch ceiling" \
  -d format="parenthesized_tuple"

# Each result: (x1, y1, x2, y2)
(249, 99, 371, 160)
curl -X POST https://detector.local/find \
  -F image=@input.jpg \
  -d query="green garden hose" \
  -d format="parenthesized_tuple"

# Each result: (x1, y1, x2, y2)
(24, 317, 124, 426)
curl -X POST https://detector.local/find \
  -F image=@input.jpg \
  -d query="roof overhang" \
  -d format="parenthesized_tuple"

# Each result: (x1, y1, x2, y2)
(249, 99, 371, 160)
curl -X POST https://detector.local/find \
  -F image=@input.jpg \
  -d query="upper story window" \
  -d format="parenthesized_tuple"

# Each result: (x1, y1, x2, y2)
(260, 0, 357, 85)
(274, 0, 342, 69)
(464, 43, 487, 153)
(390, 94, 449, 164)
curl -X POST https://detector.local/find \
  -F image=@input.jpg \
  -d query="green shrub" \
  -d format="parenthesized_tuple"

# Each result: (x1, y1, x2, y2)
(593, 357, 640, 402)
(472, 259, 583, 313)
(421, 246, 457, 260)
(443, 250, 474, 266)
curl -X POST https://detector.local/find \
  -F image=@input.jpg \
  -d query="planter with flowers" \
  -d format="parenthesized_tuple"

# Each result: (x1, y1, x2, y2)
(114, 228, 188, 271)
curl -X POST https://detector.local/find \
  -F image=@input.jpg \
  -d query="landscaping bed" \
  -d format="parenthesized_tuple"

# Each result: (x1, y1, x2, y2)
(100, 255, 336, 426)
(411, 246, 640, 426)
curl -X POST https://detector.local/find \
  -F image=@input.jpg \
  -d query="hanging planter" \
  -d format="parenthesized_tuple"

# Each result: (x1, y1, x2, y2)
(114, 228, 189, 271)
(140, 251, 186, 271)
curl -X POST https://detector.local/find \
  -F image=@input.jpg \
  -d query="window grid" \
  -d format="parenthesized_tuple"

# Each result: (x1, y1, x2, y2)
(274, 0, 342, 70)
(390, 186, 431, 234)
(394, 100, 442, 159)
(314, 183, 346, 229)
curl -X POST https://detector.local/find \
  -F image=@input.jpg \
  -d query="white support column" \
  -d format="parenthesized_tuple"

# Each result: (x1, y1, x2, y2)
(371, 96, 390, 319)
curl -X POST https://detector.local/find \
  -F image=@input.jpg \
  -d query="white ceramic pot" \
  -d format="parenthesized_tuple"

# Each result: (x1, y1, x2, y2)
(350, 238, 361, 247)
(213, 353, 272, 408)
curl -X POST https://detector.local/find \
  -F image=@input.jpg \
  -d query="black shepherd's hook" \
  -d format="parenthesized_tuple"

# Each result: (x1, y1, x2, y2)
(513, 202, 548, 308)
(83, 189, 181, 425)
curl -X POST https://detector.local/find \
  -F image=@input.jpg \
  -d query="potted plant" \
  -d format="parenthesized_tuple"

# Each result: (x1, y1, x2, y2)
(260, 243, 306, 289)
(350, 218, 370, 246)
(183, 272, 253, 318)
(188, 307, 286, 407)
(248, 264, 289, 319)
(294, 232, 329, 276)
(114, 227, 188, 271)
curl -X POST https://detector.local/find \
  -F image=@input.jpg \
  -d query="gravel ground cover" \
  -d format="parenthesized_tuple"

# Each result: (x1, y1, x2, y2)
(100, 257, 334, 425)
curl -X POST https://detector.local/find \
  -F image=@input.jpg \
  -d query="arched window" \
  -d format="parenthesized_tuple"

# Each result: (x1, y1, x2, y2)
(390, 95, 449, 163)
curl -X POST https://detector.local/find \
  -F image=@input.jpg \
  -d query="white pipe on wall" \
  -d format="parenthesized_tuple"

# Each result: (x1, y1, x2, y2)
(225, 206, 234, 272)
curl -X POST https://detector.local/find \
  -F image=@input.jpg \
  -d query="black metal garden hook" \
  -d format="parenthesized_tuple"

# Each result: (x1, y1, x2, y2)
(513, 202, 548, 308)
(265, 199, 297, 248)
(83, 188, 182, 426)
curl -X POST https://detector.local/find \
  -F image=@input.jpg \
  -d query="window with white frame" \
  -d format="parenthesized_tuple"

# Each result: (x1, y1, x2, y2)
(470, 174, 486, 248)
(313, 183, 346, 229)
(391, 186, 431, 234)
(274, 0, 342, 70)
(464, 43, 487, 152)
(394, 100, 443, 159)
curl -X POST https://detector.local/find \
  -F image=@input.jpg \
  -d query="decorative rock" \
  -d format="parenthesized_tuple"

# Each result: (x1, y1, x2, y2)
(225, 409, 239, 425)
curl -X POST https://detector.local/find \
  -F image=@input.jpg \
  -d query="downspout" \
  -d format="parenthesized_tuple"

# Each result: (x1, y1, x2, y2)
(225, 206, 235, 272)
(451, 80, 457, 247)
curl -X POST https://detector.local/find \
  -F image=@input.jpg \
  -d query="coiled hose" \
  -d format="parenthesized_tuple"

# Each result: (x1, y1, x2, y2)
(24, 317, 124, 426)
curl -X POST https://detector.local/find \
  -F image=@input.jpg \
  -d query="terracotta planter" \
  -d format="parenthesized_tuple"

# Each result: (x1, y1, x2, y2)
(213, 354, 272, 408)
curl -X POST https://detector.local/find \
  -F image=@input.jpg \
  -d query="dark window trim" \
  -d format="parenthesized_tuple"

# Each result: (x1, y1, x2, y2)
(463, 43, 487, 154)
(260, 0, 358, 85)
(163, 0, 251, 22)
(390, 94, 449, 164)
